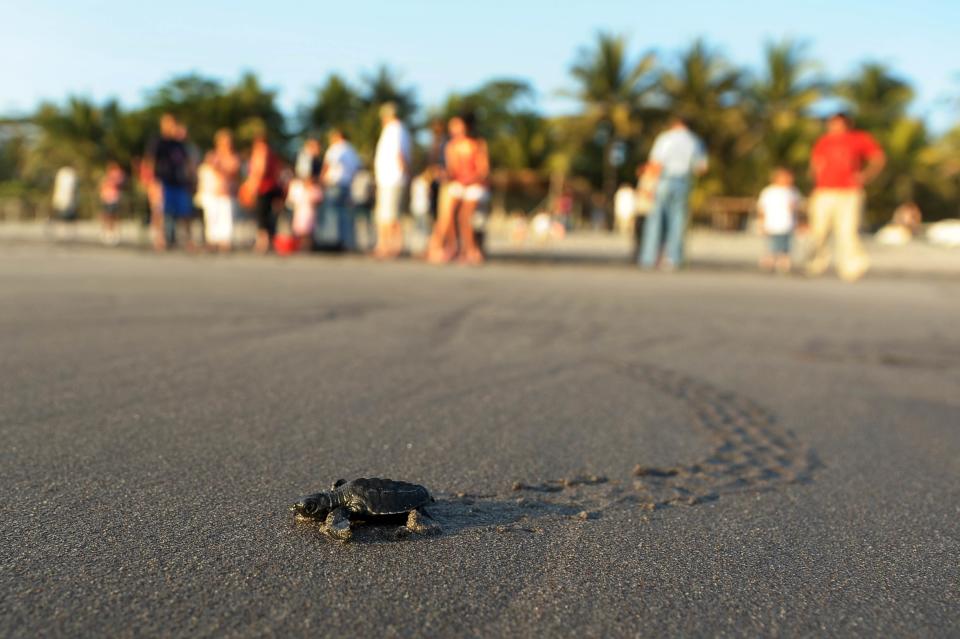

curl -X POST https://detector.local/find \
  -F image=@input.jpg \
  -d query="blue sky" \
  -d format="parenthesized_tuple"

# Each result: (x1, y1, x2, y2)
(2, 0, 958, 128)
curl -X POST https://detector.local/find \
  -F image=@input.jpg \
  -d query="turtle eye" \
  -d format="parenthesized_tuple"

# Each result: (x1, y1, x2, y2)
(305, 496, 331, 516)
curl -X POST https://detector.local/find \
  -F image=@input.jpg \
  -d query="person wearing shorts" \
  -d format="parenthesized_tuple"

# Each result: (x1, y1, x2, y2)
(146, 114, 195, 249)
(375, 185, 403, 224)
(162, 181, 193, 247)
(372, 102, 411, 259)
(427, 113, 489, 264)
(757, 167, 801, 274)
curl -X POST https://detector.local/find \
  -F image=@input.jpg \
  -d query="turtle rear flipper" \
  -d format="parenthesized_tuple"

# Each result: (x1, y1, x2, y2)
(402, 508, 441, 537)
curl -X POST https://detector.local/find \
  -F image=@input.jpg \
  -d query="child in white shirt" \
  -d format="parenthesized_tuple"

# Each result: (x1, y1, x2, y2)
(757, 167, 801, 273)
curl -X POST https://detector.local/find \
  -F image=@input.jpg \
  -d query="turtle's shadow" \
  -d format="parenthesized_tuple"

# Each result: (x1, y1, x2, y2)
(310, 495, 581, 546)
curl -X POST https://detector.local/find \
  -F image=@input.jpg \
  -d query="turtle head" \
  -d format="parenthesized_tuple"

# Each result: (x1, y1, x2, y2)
(292, 492, 332, 519)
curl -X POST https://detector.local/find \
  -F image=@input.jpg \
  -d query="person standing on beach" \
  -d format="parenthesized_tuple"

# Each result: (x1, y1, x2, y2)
(200, 129, 240, 251)
(241, 126, 284, 254)
(372, 102, 411, 259)
(638, 116, 708, 271)
(98, 161, 125, 245)
(322, 128, 362, 251)
(145, 114, 195, 250)
(295, 137, 323, 184)
(50, 165, 79, 240)
(806, 112, 885, 282)
(428, 114, 489, 265)
(757, 167, 801, 274)
(290, 138, 323, 249)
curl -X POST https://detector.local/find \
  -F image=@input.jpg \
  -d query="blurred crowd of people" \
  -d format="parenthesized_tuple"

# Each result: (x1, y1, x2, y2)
(138, 107, 396, 257)
(51, 102, 494, 264)
(51, 107, 899, 281)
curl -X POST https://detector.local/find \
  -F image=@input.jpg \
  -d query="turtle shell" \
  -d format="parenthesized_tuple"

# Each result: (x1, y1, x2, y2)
(340, 478, 431, 516)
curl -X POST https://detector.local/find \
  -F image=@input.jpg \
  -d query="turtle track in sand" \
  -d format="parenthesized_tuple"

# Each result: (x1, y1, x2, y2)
(428, 362, 819, 538)
(615, 363, 818, 507)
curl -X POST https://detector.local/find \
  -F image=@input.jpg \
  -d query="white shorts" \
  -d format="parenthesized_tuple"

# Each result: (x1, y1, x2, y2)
(447, 182, 487, 202)
(375, 184, 404, 224)
(202, 195, 234, 243)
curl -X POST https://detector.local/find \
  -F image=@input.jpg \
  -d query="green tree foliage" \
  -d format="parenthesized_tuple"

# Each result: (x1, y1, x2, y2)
(750, 40, 823, 188)
(659, 39, 750, 202)
(838, 63, 913, 132)
(23, 98, 120, 185)
(566, 32, 658, 197)
(144, 72, 287, 150)
(0, 119, 31, 194)
(832, 63, 938, 223)
(925, 125, 960, 218)
(303, 73, 360, 134)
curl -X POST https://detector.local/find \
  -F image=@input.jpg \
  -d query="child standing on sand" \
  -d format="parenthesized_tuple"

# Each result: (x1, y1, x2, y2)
(99, 161, 125, 245)
(757, 167, 801, 274)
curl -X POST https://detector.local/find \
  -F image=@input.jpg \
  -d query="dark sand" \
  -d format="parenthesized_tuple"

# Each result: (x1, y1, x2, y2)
(2, 245, 958, 637)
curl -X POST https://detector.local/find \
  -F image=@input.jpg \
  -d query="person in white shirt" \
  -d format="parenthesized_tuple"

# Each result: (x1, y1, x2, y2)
(372, 102, 411, 258)
(757, 167, 801, 273)
(322, 129, 362, 251)
(638, 116, 708, 270)
(199, 129, 240, 252)
(52, 166, 79, 220)
(50, 165, 79, 240)
(614, 183, 637, 234)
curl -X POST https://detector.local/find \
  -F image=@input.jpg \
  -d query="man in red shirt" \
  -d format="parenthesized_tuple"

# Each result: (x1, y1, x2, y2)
(806, 112, 885, 281)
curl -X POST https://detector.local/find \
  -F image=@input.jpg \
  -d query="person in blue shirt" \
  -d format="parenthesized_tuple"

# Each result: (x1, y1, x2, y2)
(638, 116, 708, 270)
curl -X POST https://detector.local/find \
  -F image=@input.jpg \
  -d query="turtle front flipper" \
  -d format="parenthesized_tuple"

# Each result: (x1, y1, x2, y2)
(402, 508, 442, 537)
(322, 507, 353, 542)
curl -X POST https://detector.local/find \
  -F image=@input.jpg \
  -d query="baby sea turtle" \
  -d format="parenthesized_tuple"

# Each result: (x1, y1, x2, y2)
(292, 478, 441, 541)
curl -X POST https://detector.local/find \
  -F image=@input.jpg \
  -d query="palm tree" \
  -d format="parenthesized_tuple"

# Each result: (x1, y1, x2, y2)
(659, 39, 748, 198)
(838, 63, 913, 133)
(752, 40, 823, 186)
(567, 32, 657, 198)
(303, 73, 360, 135)
(143, 72, 287, 151)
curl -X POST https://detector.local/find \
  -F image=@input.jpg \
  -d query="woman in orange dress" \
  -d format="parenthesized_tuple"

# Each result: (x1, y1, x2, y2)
(428, 113, 489, 265)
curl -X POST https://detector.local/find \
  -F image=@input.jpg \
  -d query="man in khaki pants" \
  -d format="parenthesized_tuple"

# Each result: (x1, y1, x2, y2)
(807, 112, 885, 282)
